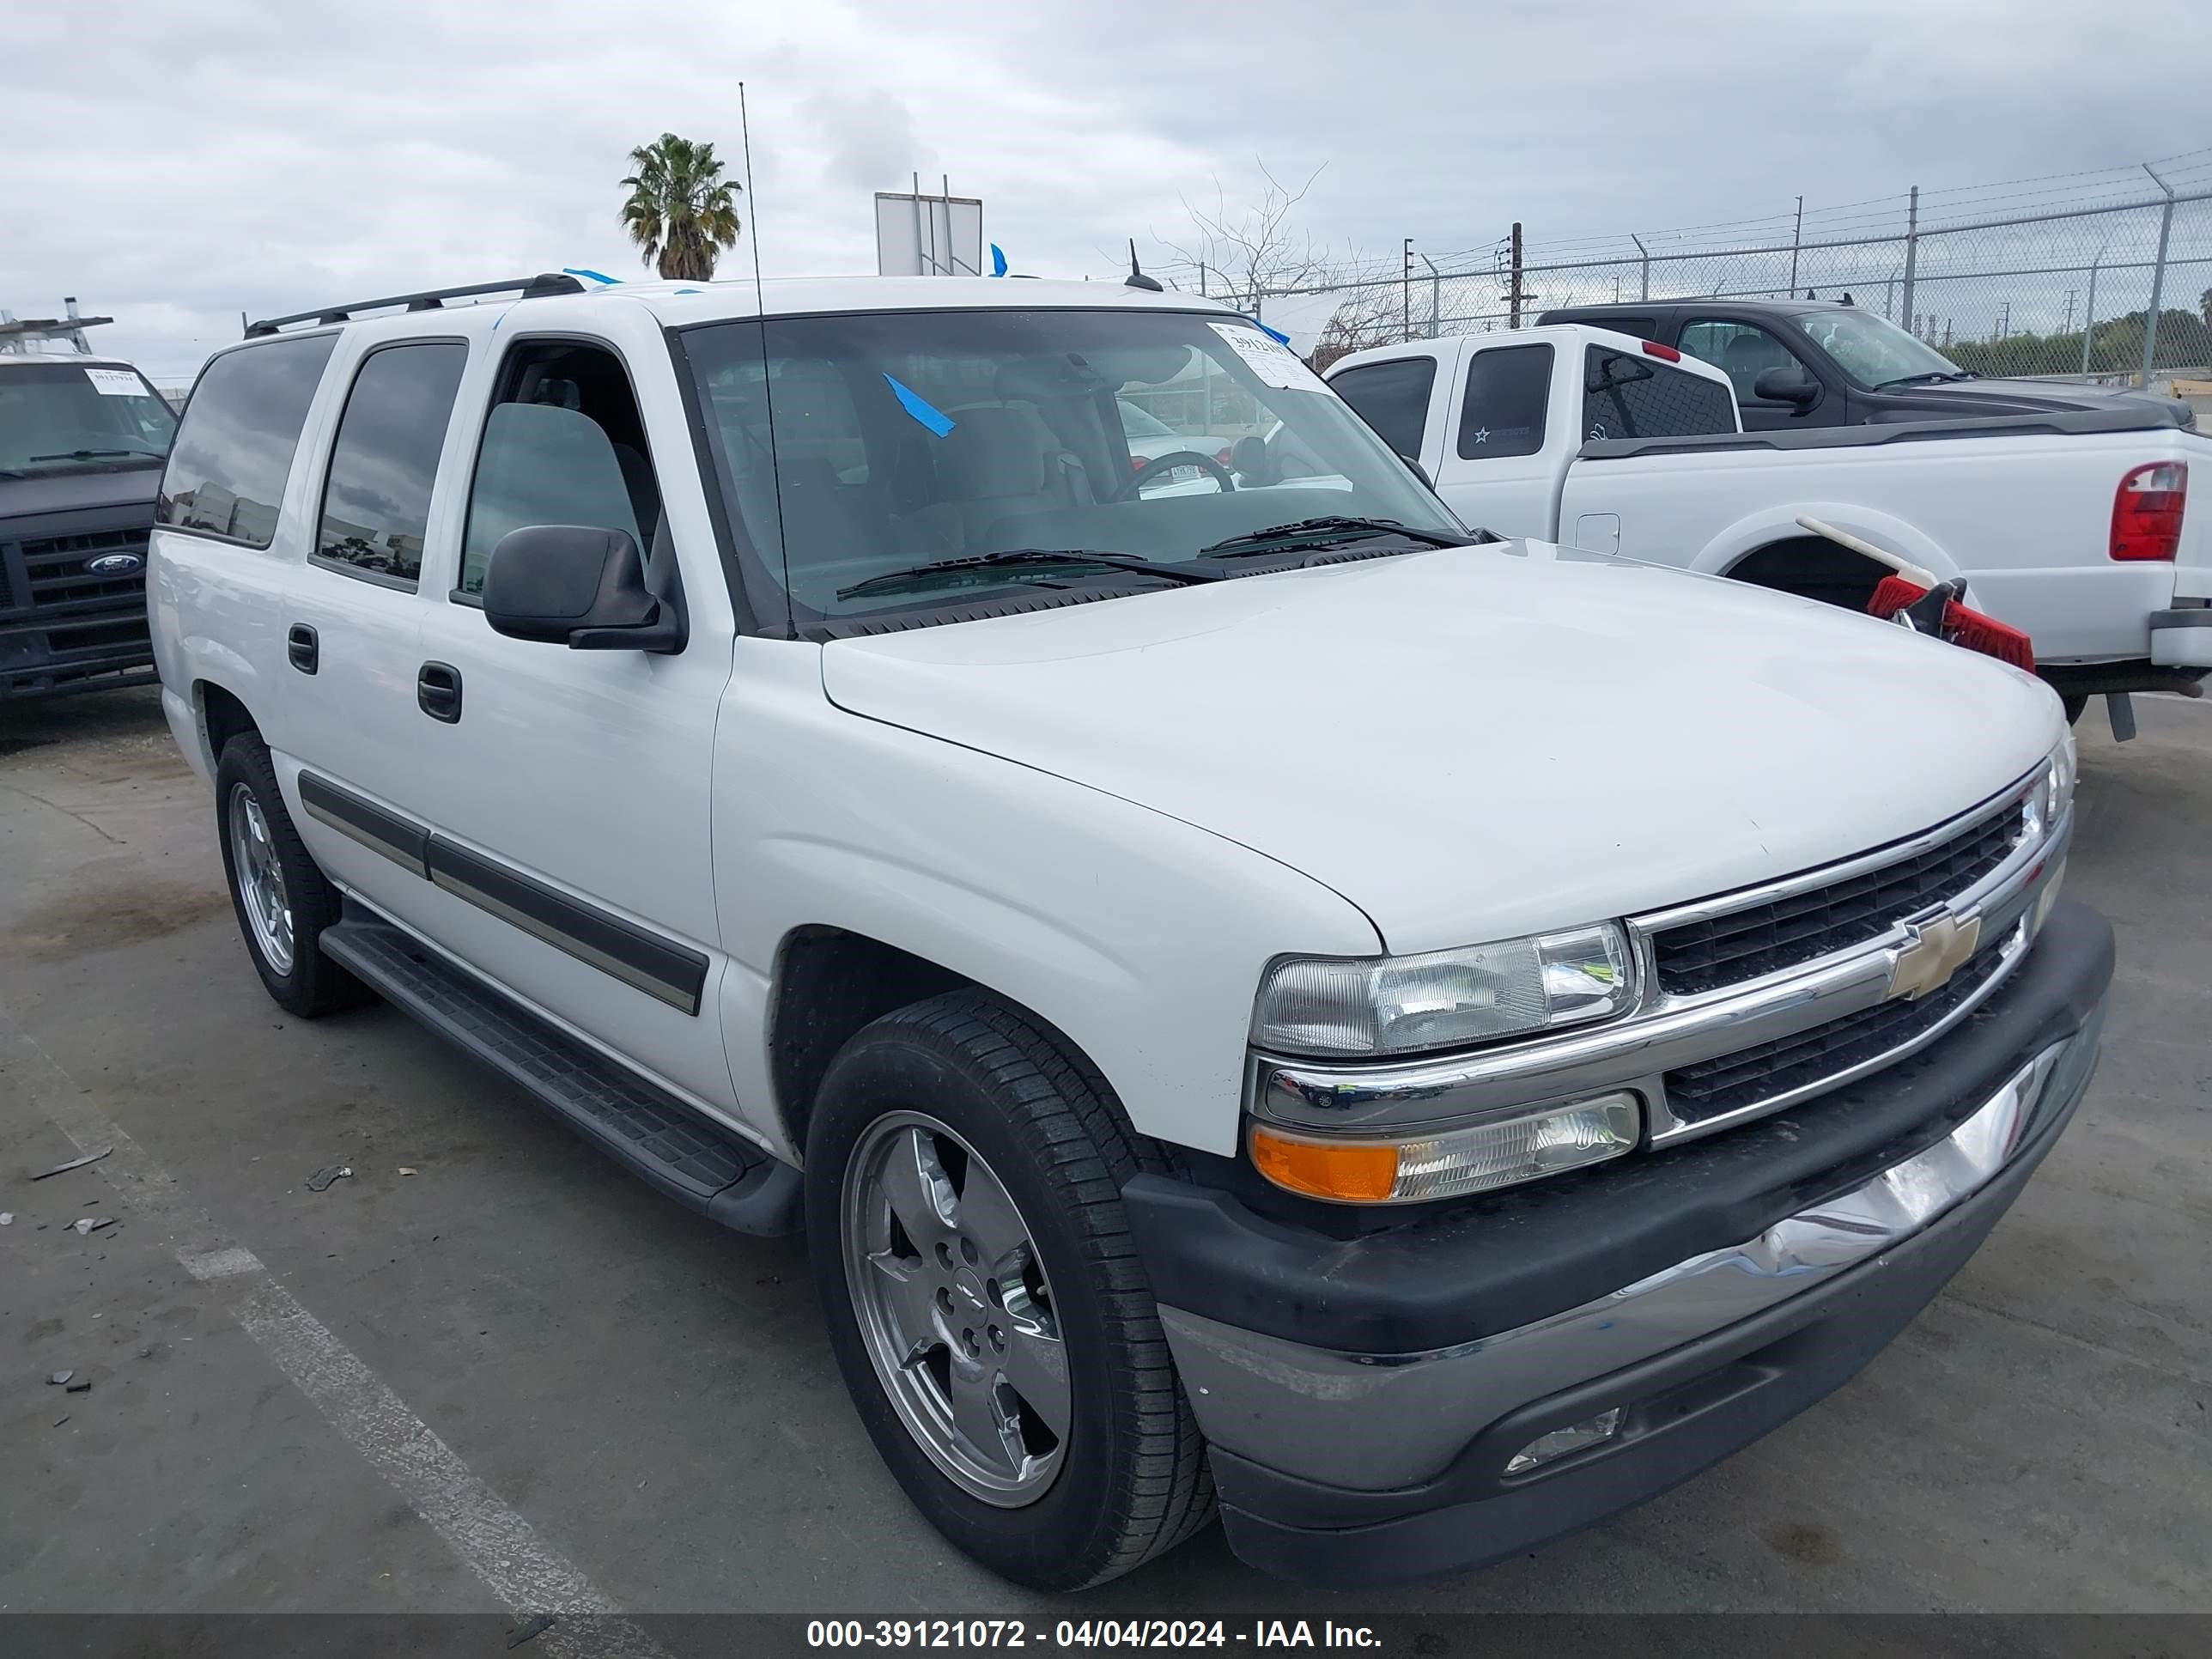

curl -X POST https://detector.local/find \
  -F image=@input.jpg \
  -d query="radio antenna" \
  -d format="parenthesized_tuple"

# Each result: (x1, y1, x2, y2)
(738, 80, 793, 633)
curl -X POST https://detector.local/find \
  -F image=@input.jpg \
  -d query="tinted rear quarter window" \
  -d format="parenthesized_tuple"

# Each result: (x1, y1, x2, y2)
(160, 336, 337, 547)
(1328, 357, 1436, 459)
(315, 343, 469, 587)
(1581, 348, 1736, 441)
(1457, 343, 1553, 459)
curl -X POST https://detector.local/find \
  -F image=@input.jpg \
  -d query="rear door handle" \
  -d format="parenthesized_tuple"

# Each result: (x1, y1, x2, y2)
(416, 660, 463, 724)
(287, 623, 319, 675)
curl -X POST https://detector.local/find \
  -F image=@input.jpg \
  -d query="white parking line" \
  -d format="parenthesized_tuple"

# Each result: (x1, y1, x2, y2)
(3, 1019, 670, 1659)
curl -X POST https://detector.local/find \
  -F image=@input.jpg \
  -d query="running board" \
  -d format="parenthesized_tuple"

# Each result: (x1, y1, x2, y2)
(320, 905, 800, 1236)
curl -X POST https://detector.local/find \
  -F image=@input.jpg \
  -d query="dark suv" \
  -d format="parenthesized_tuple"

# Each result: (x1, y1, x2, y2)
(1538, 297, 2196, 434)
(0, 354, 177, 699)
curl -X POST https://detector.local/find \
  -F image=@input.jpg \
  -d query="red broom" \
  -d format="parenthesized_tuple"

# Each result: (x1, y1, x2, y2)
(1797, 517, 2036, 672)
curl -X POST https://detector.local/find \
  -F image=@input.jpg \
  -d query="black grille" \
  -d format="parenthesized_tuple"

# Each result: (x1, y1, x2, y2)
(1664, 942, 2008, 1121)
(21, 527, 149, 611)
(1651, 804, 2023, 996)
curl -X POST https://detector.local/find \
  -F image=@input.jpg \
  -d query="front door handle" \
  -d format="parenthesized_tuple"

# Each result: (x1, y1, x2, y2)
(287, 623, 319, 675)
(417, 661, 463, 724)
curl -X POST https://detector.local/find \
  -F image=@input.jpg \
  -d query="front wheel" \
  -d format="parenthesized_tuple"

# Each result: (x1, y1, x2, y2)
(214, 734, 367, 1018)
(806, 991, 1213, 1589)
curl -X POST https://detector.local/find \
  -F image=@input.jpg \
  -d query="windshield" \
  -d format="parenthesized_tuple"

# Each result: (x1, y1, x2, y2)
(678, 307, 1461, 627)
(0, 362, 177, 474)
(1789, 309, 1964, 388)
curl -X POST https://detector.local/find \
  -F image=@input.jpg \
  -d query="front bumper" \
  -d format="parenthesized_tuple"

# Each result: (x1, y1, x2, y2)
(1125, 900, 2112, 1588)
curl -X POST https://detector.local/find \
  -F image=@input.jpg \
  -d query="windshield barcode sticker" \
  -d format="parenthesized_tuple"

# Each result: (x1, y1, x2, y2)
(1208, 323, 1330, 395)
(84, 368, 143, 397)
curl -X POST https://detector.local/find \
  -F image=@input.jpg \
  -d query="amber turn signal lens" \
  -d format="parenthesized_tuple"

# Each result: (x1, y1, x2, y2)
(1248, 1126, 1399, 1203)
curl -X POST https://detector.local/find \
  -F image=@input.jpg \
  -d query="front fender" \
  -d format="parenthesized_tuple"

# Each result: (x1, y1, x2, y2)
(712, 646, 1382, 1160)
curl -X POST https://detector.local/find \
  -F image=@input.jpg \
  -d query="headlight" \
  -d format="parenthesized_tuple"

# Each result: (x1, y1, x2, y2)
(1252, 924, 1634, 1057)
(2027, 736, 2077, 841)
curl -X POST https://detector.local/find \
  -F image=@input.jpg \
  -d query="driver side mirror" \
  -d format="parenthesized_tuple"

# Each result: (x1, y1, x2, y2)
(1752, 365, 1820, 409)
(483, 525, 684, 653)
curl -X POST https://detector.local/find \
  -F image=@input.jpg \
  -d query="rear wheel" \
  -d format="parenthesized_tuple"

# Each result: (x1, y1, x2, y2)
(214, 735, 367, 1018)
(806, 990, 1213, 1589)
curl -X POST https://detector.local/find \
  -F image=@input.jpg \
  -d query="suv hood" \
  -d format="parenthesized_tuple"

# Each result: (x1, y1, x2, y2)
(821, 544, 2060, 953)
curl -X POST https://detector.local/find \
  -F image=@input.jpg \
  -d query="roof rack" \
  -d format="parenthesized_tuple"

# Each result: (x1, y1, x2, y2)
(243, 272, 588, 338)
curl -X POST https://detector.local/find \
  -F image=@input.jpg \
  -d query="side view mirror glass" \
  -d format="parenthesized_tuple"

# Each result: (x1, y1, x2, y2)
(1753, 365, 1820, 408)
(483, 525, 683, 653)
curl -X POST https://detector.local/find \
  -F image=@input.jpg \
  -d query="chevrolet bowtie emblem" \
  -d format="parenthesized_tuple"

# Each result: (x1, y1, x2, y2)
(1888, 910, 1982, 1000)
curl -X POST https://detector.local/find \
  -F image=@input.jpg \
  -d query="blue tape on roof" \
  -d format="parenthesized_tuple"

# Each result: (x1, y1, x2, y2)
(1255, 320, 1292, 347)
(884, 374, 956, 438)
(990, 244, 1008, 277)
(562, 267, 622, 286)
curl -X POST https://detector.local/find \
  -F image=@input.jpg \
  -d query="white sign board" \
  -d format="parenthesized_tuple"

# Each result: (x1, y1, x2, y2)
(876, 192, 986, 277)
(84, 367, 143, 397)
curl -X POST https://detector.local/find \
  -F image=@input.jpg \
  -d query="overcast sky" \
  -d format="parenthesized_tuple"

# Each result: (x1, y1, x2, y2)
(6, 0, 2207, 383)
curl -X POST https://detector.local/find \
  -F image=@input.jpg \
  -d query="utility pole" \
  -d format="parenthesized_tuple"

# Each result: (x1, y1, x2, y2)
(1899, 185, 1918, 337)
(2081, 245, 2105, 375)
(1788, 195, 1803, 295)
(1508, 222, 1528, 330)
(1402, 238, 1413, 343)
(2142, 162, 2176, 387)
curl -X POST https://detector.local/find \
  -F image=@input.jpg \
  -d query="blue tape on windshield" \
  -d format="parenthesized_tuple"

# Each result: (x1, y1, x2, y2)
(1255, 319, 1292, 347)
(884, 374, 956, 438)
(562, 267, 621, 286)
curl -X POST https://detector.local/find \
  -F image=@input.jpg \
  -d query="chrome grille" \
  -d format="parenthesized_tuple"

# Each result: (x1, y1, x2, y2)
(1663, 938, 2010, 1122)
(1650, 801, 2024, 997)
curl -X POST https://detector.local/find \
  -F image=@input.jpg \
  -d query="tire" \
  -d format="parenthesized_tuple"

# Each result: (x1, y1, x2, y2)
(2062, 694, 2088, 726)
(213, 734, 368, 1018)
(806, 990, 1214, 1589)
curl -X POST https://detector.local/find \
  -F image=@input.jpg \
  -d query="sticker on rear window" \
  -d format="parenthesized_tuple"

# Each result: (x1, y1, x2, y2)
(84, 368, 143, 397)
(1208, 322, 1329, 395)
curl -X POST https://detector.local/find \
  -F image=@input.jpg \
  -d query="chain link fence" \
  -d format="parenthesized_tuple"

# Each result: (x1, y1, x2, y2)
(1255, 149, 2212, 386)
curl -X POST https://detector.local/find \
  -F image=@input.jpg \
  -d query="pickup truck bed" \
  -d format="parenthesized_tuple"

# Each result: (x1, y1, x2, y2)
(1328, 326, 2212, 700)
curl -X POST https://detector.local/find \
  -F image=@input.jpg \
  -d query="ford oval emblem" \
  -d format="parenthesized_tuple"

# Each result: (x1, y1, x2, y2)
(86, 552, 144, 576)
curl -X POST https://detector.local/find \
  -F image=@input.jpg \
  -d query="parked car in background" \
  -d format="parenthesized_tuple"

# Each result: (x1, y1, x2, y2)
(151, 271, 2108, 1592)
(1328, 324, 2212, 714)
(1538, 296, 2197, 433)
(0, 349, 176, 698)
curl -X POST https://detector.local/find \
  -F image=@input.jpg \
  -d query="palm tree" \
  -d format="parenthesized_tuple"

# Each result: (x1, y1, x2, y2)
(619, 133, 742, 281)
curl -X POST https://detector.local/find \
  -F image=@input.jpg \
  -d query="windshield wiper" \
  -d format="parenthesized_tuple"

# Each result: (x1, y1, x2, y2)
(1873, 372, 1972, 391)
(838, 547, 1219, 600)
(1198, 515, 1474, 560)
(27, 447, 165, 462)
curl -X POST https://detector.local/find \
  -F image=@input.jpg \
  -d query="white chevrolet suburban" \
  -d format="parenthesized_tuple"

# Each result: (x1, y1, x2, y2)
(149, 271, 2111, 1591)
(1329, 325, 2212, 719)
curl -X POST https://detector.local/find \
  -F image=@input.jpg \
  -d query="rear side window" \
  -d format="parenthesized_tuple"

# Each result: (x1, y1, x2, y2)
(1456, 343, 1553, 459)
(159, 336, 337, 547)
(315, 343, 469, 587)
(1328, 357, 1436, 459)
(1581, 348, 1736, 442)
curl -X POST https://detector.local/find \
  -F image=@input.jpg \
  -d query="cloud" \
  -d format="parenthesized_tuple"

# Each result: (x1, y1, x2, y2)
(3, 0, 2205, 385)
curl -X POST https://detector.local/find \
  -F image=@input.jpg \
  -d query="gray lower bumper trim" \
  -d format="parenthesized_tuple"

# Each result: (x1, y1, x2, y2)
(1162, 1032, 2085, 1492)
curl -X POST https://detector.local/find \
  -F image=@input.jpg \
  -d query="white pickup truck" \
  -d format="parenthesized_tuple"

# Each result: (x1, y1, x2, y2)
(1328, 325, 2212, 716)
(151, 272, 2108, 1592)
